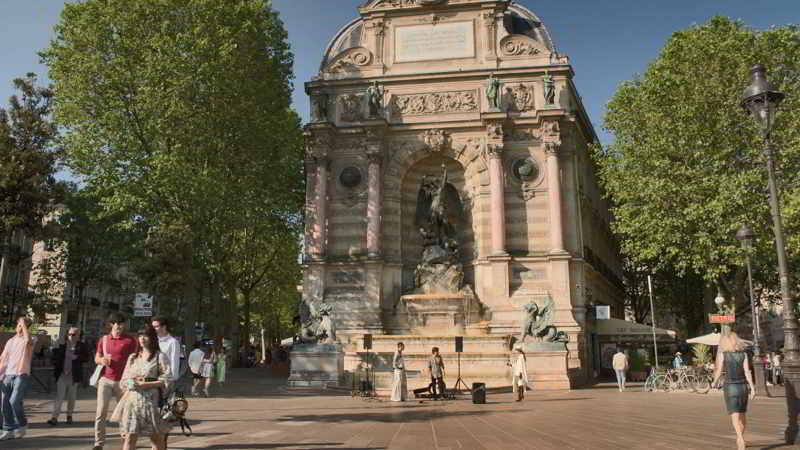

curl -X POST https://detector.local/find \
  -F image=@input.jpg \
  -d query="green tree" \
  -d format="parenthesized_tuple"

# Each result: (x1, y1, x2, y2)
(41, 0, 304, 342)
(32, 187, 143, 328)
(0, 73, 64, 240)
(596, 18, 800, 314)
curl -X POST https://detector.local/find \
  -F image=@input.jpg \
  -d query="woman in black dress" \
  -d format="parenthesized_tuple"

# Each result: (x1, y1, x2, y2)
(712, 332, 756, 450)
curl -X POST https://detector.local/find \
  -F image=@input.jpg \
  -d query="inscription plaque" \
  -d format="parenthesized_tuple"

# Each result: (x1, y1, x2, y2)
(395, 22, 475, 62)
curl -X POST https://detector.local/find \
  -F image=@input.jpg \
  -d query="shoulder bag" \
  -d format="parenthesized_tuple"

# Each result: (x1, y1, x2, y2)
(89, 336, 108, 387)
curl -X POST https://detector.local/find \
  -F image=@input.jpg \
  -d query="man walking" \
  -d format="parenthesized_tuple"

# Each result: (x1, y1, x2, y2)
(0, 317, 36, 441)
(152, 316, 181, 385)
(93, 313, 137, 450)
(612, 348, 629, 392)
(187, 342, 205, 396)
(47, 327, 90, 426)
(427, 347, 445, 399)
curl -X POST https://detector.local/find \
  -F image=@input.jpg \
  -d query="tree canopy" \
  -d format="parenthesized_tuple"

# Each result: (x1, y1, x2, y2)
(41, 0, 305, 346)
(596, 17, 800, 316)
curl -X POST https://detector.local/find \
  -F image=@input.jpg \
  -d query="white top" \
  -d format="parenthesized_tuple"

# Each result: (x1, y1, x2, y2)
(612, 352, 629, 371)
(392, 352, 404, 370)
(188, 348, 205, 374)
(158, 334, 181, 381)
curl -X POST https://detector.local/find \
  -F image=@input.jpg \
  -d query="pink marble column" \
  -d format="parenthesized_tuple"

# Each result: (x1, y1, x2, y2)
(366, 152, 382, 258)
(487, 144, 507, 256)
(545, 142, 565, 253)
(304, 158, 317, 260)
(312, 156, 329, 259)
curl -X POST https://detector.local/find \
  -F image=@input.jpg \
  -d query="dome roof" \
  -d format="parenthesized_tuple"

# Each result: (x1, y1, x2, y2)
(320, 1, 555, 72)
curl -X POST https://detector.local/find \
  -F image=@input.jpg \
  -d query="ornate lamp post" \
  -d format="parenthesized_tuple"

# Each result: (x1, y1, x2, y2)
(736, 224, 768, 396)
(741, 64, 798, 442)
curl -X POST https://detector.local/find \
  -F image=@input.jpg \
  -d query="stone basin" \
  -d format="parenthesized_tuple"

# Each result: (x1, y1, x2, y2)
(397, 293, 481, 336)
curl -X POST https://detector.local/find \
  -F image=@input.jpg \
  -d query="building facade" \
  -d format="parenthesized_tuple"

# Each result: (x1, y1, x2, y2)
(301, 0, 623, 388)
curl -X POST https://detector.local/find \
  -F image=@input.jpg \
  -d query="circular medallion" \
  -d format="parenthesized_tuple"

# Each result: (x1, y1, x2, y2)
(339, 166, 362, 188)
(512, 158, 539, 182)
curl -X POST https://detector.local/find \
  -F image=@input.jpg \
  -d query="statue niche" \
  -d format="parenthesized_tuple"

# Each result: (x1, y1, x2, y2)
(411, 164, 471, 295)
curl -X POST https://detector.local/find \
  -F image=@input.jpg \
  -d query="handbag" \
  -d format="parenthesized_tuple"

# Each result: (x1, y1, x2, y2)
(89, 336, 109, 387)
(156, 357, 192, 437)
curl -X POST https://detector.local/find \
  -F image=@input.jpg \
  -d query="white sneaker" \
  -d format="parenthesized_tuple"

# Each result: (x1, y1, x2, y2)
(0, 431, 14, 440)
(13, 426, 26, 439)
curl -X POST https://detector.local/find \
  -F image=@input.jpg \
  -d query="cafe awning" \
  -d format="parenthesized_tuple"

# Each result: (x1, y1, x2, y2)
(595, 318, 677, 340)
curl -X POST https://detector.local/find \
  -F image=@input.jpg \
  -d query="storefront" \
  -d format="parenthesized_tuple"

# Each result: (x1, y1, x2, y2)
(589, 318, 678, 379)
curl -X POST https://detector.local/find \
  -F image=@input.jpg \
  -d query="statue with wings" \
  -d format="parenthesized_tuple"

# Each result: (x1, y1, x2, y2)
(520, 297, 569, 343)
(415, 164, 463, 251)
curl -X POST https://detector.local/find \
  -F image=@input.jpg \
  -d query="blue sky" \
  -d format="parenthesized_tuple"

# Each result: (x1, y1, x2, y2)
(1, 0, 797, 146)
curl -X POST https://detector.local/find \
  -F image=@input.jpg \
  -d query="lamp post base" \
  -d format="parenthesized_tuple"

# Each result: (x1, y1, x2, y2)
(752, 356, 770, 398)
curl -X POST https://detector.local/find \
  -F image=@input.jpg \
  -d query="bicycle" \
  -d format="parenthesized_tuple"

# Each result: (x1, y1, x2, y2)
(658, 367, 700, 392)
(643, 367, 668, 392)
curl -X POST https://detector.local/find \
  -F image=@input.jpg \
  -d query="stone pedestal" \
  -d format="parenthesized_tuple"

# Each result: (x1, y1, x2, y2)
(397, 294, 481, 336)
(288, 343, 344, 387)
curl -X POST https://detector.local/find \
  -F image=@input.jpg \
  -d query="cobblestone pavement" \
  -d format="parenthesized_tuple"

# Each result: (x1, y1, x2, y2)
(10, 369, 798, 450)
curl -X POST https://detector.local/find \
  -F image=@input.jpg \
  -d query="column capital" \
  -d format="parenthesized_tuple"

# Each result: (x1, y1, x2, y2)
(484, 142, 505, 160)
(543, 140, 562, 156)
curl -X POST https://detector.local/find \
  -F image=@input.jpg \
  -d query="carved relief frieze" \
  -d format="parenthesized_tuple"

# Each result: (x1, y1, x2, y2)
(325, 47, 373, 73)
(338, 93, 364, 122)
(454, 137, 483, 161)
(423, 129, 450, 152)
(367, 0, 447, 9)
(390, 90, 478, 116)
(499, 35, 543, 57)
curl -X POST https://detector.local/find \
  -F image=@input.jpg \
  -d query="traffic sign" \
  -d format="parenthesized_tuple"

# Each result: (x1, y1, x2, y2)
(708, 314, 735, 324)
(134, 293, 153, 317)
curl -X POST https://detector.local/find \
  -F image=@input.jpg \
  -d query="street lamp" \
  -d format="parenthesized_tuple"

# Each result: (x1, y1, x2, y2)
(741, 64, 798, 443)
(736, 224, 768, 396)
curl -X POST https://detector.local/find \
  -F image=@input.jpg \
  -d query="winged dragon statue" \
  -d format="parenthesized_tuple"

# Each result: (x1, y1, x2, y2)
(520, 297, 569, 343)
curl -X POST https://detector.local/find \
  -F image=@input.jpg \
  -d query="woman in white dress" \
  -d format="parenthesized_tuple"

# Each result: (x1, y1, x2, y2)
(111, 326, 171, 450)
(390, 342, 407, 402)
(511, 346, 529, 401)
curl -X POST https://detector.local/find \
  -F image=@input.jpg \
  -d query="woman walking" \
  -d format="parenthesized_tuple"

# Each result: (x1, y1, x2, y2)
(390, 342, 407, 402)
(511, 346, 530, 401)
(215, 345, 227, 386)
(712, 332, 756, 450)
(111, 326, 171, 450)
(198, 346, 216, 397)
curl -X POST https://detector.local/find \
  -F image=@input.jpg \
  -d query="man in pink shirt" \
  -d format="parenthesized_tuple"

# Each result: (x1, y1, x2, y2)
(0, 317, 35, 441)
(92, 313, 137, 450)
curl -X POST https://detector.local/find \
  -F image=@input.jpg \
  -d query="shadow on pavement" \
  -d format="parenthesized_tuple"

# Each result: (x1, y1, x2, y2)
(201, 444, 383, 449)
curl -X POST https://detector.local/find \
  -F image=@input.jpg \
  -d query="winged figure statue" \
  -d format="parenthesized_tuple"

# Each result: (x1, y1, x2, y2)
(520, 297, 569, 343)
(415, 165, 463, 249)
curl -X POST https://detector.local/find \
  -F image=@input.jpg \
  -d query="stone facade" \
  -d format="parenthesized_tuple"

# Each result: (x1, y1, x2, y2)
(302, 0, 623, 389)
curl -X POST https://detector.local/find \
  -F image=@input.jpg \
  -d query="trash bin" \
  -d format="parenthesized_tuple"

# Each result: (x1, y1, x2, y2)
(472, 382, 486, 404)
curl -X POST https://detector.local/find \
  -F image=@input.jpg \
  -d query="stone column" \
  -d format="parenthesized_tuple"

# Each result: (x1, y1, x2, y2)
(364, 124, 386, 259)
(543, 120, 565, 254)
(366, 150, 382, 258)
(304, 157, 318, 260)
(486, 143, 507, 256)
(482, 10, 498, 60)
(306, 129, 333, 260)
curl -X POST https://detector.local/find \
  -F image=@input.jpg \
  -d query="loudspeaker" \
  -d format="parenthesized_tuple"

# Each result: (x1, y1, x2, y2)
(455, 336, 463, 353)
(363, 334, 372, 350)
(472, 382, 486, 404)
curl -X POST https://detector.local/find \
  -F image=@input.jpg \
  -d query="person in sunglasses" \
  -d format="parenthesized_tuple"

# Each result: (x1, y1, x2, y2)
(92, 313, 137, 450)
(47, 327, 90, 426)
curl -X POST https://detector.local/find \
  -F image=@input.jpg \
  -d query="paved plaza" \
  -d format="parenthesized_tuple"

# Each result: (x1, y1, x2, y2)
(9, 369, 797, 450)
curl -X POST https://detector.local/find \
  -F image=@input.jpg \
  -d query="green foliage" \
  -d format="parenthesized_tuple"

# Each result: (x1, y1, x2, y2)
(691, 343, 712, 367)
(41, 0, 304, 344)
(629, 348, 647, 372)
(595, 17, 800, 307)
(0, 73, 65, 240)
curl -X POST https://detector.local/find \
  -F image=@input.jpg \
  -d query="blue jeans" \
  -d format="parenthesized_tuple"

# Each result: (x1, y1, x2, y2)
(614, 369, 627, 389)
(2, 374, 30, 430)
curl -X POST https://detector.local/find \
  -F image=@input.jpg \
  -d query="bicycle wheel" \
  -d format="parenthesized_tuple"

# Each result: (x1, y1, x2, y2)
(694, 376, 711, 394)
(682, 374, 698, 392)
(643, 375, 655, 392)
(654, 374, 670, 392)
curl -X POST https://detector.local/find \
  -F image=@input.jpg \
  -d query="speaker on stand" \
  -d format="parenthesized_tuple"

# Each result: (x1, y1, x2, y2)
(361, 334, 377, 400)
(453, 336, 470, 394)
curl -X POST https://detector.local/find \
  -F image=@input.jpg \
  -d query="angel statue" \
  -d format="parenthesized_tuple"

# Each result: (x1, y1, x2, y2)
(520, 298, 569, 343)
(366, 80, 384, 118)
(415, 165, 463, 250)
(315, 303, 337, 344)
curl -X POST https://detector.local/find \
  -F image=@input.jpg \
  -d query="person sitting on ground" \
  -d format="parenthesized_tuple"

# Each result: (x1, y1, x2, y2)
(48, 327, 90, 426)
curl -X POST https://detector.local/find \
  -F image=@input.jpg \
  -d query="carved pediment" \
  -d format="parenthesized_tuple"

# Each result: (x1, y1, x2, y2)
(365, 0, 446, 9)
(324, 47, 373, 73)
(499, 35, 548, 58)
